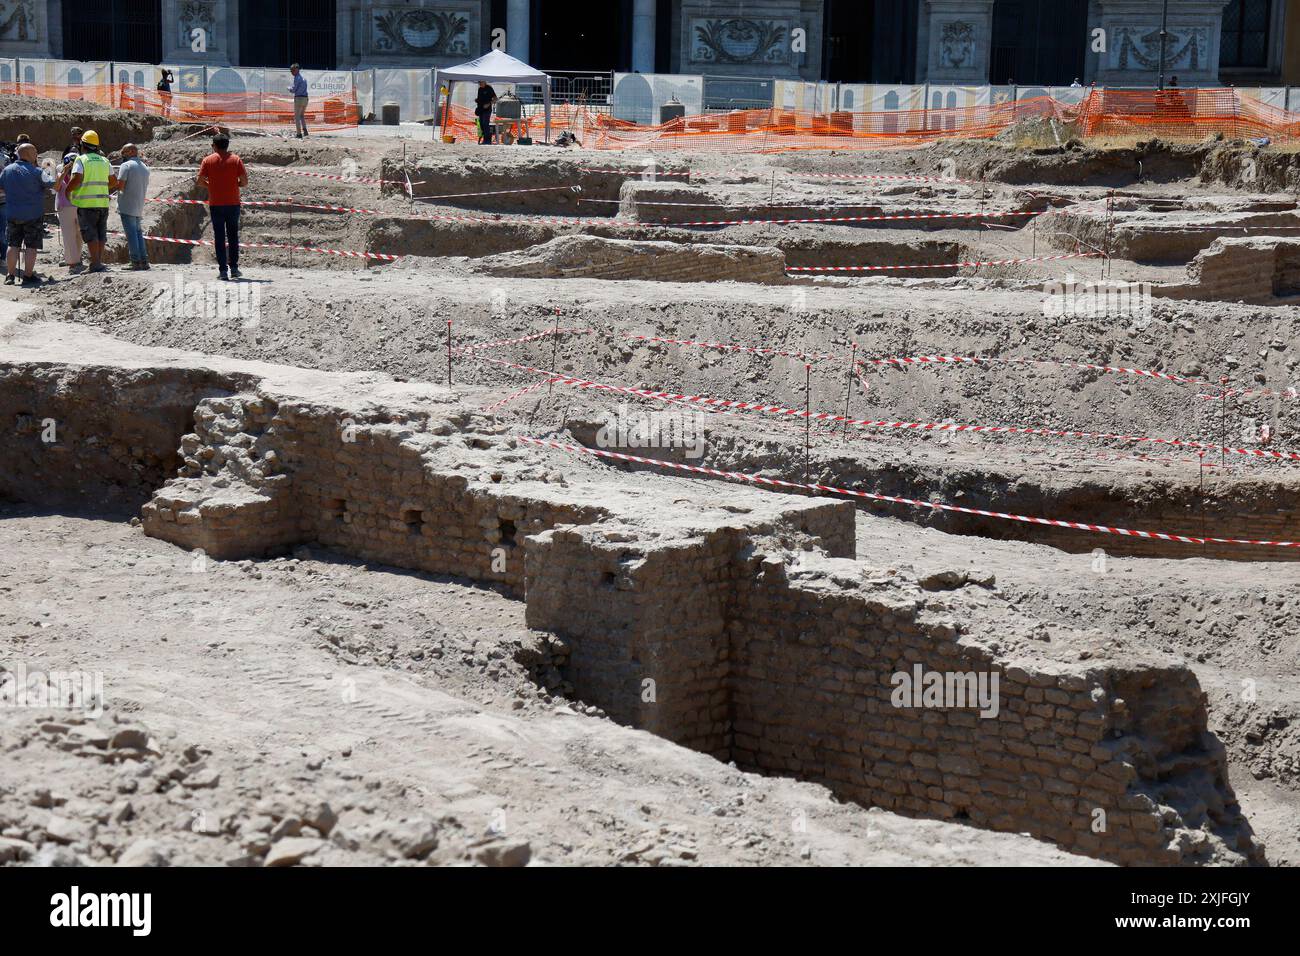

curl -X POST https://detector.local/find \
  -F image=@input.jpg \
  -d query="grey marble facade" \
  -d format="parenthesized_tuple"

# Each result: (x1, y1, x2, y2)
(0, 1, 1248, 88)
(679, 1, 823, 78)
(1091, 0, 1232, 86)
(918, 0, 995, 83)
(339, 1, 489, 69)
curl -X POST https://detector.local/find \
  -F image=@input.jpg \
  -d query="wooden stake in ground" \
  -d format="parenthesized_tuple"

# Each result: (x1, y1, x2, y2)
(1220, 375, 1230, 468)
(446, 319, 453, 386)
(288, 205, 294, 269)
(842, 343, 858, 441)
(548, 307, 561, 396)
(1199, 451, 1207, 555)
(804, 363, 811, 485)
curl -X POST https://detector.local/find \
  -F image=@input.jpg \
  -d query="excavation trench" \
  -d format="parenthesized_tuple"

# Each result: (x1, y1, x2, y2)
(0, 329, 1267, 866)
(565, 413, 1300, 562)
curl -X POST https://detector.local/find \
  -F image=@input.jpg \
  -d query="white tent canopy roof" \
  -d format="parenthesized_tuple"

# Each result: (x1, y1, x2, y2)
(437, 49, 549, 84)
(435, 50, 552, 142)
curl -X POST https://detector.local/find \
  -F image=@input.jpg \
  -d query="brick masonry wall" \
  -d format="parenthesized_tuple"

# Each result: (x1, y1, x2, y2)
(1157, 236, 1300, 306)
(524, 528, 1262, 864)
(0, 364, 249, 514)
(725, 557, 1260, 865)
(1, 357, 1264, 865)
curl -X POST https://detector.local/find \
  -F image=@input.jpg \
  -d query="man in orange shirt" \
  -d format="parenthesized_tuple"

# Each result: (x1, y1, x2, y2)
(197, 133, 248, 280)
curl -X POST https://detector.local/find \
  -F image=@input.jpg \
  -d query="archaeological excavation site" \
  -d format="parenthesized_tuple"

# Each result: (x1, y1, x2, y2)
(2, 88, 1299, 881)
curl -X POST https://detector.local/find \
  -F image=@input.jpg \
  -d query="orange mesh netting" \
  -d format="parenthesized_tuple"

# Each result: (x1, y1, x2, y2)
(1073, 87, 1300, 142)
(455, 88, 1295, 152)
(7, 83, 1295, 148)
(0, 81, 360, 131)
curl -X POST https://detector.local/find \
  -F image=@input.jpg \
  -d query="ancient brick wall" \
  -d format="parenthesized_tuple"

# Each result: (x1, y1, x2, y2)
(724, 556, 1257, 865)
(0, 364, 247, 513)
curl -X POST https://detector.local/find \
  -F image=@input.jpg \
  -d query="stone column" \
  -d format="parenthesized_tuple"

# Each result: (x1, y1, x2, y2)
(507, 0, 530, 61)
(632, 0, 656, 72)
(921, 0, 996, 84)
(1093, 0, 1232, 87)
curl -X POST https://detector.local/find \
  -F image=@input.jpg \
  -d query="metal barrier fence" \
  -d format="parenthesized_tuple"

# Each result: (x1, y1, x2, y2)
(6, 55, 1300, 133)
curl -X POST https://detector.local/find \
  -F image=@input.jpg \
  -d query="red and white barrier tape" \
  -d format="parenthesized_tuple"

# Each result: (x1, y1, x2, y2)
(415, 184, 582, 202)
(517, 437, 1300, 549)
(791, 172, 989, 187)
(1200, 385, 1300, 402)
(454, 327, 598, 355)
(476, 356, 1299, 462)
(147, 197, 385, 215)
(625, 334, 838, 363)
(259, 167, 424, 187)
(120, 232, 400, 261)
(787, 252, 1101, 272)
(151, 165, 423, 188)
(860, 353, 1217, 390)
(660, 209, 1042, 228)
(580, 166, 692, 179)
(482, 378, 554, 412)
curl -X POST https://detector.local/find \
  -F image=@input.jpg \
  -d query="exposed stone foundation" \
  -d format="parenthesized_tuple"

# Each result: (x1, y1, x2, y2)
(0, 322, 1265, 866)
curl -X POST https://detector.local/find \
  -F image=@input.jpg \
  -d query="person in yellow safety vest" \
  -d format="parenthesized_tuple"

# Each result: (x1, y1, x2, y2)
(65, 130, 118, 273)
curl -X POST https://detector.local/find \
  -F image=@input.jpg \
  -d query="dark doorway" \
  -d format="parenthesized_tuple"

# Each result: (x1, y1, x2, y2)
(824, 0, 918, 84)
(990, 0, 1088, 85)
(534, 0, 631, 72)
(824, 0, 872, 82)
(239, 0, 338, 70)
(63, 0, 161, 64)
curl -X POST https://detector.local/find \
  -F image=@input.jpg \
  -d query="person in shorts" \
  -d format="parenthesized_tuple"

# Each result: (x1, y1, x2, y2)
(1, 143, 53, 287)
(66, 130, 114, 273)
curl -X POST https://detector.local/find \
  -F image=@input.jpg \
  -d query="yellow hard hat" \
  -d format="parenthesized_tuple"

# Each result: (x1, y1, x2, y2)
(81, 130, 100, 146)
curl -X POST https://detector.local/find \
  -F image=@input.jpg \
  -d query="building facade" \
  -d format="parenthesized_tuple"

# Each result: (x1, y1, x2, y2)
(3, 0, 1300, 86)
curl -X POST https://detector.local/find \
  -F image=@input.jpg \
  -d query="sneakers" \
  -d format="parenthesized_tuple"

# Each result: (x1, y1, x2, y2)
(218, 270, 229, 281)
(20, 274, 40, 288)
(229, 267, 242, 279)
(3, 274, 13, 285)
(67, 263, 85, 274)
(88, 263, 108, 274)
(128, 261, 151, 271)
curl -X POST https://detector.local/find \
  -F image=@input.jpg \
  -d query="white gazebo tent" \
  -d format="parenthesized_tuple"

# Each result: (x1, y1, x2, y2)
(435, 49, 552, 144)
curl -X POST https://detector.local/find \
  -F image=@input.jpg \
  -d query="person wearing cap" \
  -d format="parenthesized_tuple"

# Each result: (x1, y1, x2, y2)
(1, 142, 54, 287)
(113, 143, 151, 270)
(197, 133, 247, 280)
(65, 127, 83, 161)
(66, 129, 114, 273)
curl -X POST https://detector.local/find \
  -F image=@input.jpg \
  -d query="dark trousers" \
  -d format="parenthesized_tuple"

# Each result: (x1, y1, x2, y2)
(476, 109, 492, 144)
(210, 204, 240, 271)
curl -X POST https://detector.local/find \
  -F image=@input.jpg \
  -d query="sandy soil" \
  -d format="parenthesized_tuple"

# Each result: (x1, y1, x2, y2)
(3, 116, 1298, 867)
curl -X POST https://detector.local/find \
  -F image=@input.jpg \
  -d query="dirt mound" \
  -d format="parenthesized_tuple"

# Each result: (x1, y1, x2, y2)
(0, 95, 174, 155)
(935, 137, 1204, 187)
(474, 234, 788, 283)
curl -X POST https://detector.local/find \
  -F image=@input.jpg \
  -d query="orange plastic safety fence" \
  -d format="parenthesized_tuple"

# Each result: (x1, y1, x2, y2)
(0, 81, 360, 131)
(1074, 87, 1300, 142)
